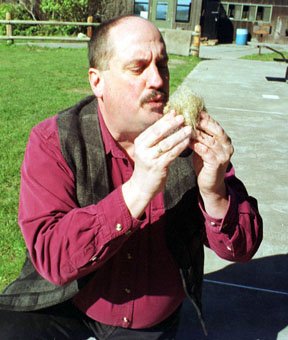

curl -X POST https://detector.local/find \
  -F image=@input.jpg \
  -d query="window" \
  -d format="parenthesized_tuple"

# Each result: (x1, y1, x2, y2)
(134, 0, 149, 16)
(222, 2, 272, 23)
(241, 5, 256, 21)
(156, 1, 168, 20)
(256, 6, 264, 21)
(228, 4, 235, 18)
(227, 4, 241, 20)
(256, 6, 271, 22)
(242, 5, 249, 20)
(175, 0, 191, 23)
(248, 6, 257, 21)
(234, 5, 242, 20)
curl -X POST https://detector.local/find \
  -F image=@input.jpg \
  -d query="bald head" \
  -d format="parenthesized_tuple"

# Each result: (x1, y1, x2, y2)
(88, 15, 165, 70)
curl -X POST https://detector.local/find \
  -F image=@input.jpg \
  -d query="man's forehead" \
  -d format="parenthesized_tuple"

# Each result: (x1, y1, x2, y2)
(124, 40, 167, 58)
(110, 19, 167, 61)
(116, 45, 168, 69)
(112, 16, 158, 33)
(110, 18, 163, 44)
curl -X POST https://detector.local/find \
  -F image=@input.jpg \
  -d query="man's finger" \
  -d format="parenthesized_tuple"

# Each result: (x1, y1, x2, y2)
(139, 112, 185, 147)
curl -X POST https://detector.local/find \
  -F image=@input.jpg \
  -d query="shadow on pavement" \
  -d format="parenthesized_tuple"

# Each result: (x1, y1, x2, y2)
(266, 76, 287, 82)
(177, 254, 288, 339)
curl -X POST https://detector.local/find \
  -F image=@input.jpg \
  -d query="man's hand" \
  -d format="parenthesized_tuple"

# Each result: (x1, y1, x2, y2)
(190, 111, 234, 218)
(122, 111, 192, 218)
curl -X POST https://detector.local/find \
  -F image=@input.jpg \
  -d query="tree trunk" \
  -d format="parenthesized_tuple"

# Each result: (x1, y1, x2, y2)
(88, 0, 134, 22)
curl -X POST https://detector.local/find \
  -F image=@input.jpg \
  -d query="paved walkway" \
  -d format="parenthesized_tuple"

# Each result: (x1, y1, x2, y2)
(176, 44, 288, 339)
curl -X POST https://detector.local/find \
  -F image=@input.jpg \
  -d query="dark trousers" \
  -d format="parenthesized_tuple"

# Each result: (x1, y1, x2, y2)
(0, 300, 181, 340)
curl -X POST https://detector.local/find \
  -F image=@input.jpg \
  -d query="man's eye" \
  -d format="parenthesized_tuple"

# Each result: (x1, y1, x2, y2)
(130, 65, 145, 74)
(131, 68, 143, 74)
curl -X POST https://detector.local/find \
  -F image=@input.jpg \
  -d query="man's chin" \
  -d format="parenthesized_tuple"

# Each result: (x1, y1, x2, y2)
(150, 109, 164, 122)
(138, 112, 162, 133)
(139, 104, 165, 128)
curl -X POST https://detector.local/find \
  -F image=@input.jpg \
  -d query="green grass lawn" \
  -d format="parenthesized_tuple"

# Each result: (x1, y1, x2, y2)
(0, 43, 200, 291)
(241, 51, 288, 62)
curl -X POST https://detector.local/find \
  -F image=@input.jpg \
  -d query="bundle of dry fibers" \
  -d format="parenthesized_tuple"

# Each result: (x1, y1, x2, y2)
(164, 88, 206, 129)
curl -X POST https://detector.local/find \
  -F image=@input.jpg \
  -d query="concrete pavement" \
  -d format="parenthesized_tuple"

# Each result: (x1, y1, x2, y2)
(176, 44, 288, 339)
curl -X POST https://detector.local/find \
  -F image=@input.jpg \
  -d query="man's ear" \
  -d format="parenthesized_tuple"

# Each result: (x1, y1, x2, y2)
(89, 68, 104, 98)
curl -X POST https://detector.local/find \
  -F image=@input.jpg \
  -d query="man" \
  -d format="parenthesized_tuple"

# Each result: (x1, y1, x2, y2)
(0, 15, 262, 339)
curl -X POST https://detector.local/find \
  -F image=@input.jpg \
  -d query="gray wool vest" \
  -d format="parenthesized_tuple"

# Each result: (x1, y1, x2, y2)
(0, 96, 206, 332)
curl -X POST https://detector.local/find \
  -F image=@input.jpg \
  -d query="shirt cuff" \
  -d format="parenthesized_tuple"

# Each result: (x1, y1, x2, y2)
(97, 186, 143, 243)
(198, 185, 238, 234)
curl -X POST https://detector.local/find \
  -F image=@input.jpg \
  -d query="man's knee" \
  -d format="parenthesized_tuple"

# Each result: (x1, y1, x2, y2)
(0, 309, 42, 339)
(0, 308, 90, 339)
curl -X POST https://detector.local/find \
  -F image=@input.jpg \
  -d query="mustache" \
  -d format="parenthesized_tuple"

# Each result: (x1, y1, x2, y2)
(140, 90, 168, 106)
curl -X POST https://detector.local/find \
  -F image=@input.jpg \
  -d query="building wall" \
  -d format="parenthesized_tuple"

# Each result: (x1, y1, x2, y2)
(215, 0, 288, 44)
(133, 1, 203, 32)
(94, 0, 287, 44)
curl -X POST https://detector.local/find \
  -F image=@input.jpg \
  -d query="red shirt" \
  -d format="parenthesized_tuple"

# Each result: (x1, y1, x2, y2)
(18, 110, 262, 328)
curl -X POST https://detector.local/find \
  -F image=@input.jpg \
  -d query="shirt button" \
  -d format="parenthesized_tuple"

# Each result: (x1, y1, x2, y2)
(127, 253, 133, 260)
(210, 221, 216, 226)
(124, 288, 131, 294)
(90, 255, 98, 262)
(115, 223, 122, 231)
(123, 317, 129, 323)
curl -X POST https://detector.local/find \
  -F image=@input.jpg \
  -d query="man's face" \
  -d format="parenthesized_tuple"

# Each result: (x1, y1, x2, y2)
(99, 18, 170, 139)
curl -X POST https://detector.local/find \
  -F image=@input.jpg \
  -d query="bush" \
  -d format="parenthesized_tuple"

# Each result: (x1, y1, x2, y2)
(0, 1, 89, 37)
(40, 0, 88, 35)
(41, 0, 88, 22)
(0, 3, 31, 36)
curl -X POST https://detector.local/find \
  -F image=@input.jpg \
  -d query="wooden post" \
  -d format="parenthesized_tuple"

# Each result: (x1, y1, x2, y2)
(6, 12, 12, 36)
(191, 24, 201, 57)
(87, 16, 93, 38)
(6, 12, 14, 45)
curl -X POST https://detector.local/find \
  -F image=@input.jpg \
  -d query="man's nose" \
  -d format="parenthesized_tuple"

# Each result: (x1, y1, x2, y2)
(146, 64, 165, 89)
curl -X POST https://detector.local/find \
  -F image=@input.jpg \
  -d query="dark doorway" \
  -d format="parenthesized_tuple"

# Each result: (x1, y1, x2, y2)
(201, 1, 220, 40)
(201, 0, 234, 43)
(217, 4, 234, 43)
